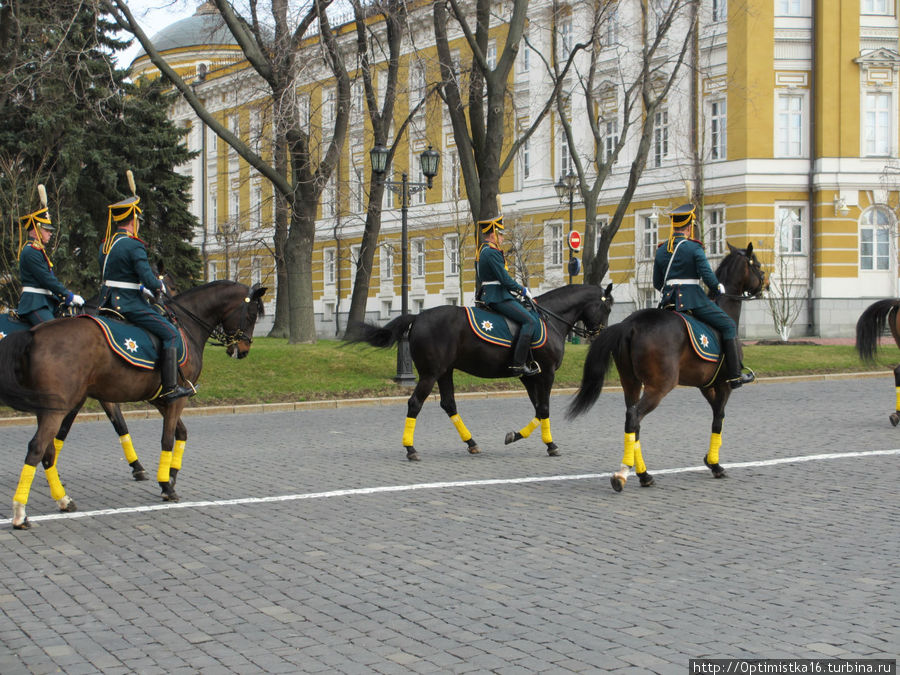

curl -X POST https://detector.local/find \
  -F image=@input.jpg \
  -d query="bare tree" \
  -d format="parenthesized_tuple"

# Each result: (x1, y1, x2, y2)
(105, 0, 351, 343)
(552, 0, 697, 285)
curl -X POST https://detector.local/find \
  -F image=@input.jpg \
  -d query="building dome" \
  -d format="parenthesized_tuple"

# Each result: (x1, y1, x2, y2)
(134, 1, 238, 58)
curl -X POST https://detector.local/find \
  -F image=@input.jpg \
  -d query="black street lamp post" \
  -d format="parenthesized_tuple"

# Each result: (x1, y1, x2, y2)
(370, 144, 440, 386)
(554, 171, 578, 285)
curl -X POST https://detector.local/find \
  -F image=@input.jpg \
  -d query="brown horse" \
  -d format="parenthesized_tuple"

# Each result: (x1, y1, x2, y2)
(855, 298, 900, 425)
(0, 280, 266, 529)
(567, 244, 766, 491)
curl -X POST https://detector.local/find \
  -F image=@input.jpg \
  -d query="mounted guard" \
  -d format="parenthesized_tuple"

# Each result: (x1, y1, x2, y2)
(653, 203, 754, 389)
(98, 171, 194, 403)
(16, 184, 84, 326)
(476, 211, 542, 377)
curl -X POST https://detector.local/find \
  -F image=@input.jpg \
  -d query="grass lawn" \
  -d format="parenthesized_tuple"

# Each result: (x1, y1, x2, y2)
(0, 337, 895, 416)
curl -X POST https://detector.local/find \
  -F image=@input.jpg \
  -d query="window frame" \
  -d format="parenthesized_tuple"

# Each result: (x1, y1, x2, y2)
(776, 204, 807, 256)
(859, 206, 893, 271)
(775, 91, 806, 158)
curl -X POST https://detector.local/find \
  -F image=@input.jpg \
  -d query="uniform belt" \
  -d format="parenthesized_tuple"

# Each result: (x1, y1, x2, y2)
(103, 280, 142, 290)
(481, 281, 501, 285)
(21, 286, 53, 296)
(666, 278, 700, 285)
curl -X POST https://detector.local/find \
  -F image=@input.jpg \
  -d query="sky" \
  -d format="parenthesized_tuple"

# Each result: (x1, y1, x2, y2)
(113, 0, 198, 68)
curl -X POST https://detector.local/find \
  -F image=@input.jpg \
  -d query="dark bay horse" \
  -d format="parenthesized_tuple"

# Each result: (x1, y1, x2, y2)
(856, 298, 900, 425)
(568, 244, 766, 491)
(0, 280, 266, 529)
(349, 283, 614, 460)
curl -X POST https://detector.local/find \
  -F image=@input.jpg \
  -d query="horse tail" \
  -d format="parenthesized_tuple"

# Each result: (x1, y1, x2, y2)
(346, 315, 418, 349)
(567, 322, 627, 419)
(0, 330, 59, 413)
(856, 299, 899, 363)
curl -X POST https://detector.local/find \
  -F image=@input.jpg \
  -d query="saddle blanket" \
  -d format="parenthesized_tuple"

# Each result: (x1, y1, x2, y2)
(464, 306, 547, 349)
(0, 312, 29, 340)
(674, 311, 721, 363)
(80, 314, 188, 370)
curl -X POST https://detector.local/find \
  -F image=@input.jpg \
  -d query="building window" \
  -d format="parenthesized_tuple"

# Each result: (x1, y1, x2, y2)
(323, 301, 335, 321)
(413, 298, 424, 313)
(350, 244, 361, 290)
(776, 93, 804, 157)
(251, 256, 262, 286)
(444, 235, 459, 276)
(603, 6, 618, 47)
(710, 99, 727, 160)
(381, 300, 392, 319)
(521, 38, 530, 72)
(486, 42, 497, 70)
(653, 108, 668, 167)
(380, 244, 394, 280)
(640, 214, 658, 260)
(777, 206, 805, 255)
(251, 184, 262, 229)
(865, 92, 892, 157)
(861, 0, 890, 14)
(776, 0, 807, 16)
(547, 223, 563, 267)
(324, 248, 336, 286)
(558, 17, 572, 57)
(860, 207, 892, 271)
(560, 130, 571, 176)
(711, 0, 726, 22)
(522, 138, 530, 179)
(604, 118, 619, 164)
(706, 208, 725, 257)
(208, 261, 218, 281)
(412, 239, 426, 278)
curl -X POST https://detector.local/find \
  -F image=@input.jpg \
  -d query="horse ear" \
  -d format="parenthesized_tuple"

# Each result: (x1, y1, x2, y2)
(252, 284, 267, 300)
(746, 242, 754, 255)
(604, 283, 613, 297)
(727, 242, 737, 254)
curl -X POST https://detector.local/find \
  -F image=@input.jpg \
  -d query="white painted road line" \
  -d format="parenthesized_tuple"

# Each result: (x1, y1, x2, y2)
(23, 448, 900, 524)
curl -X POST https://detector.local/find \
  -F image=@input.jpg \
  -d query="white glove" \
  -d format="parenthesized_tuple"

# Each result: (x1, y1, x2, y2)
(159, 280, 168, 296)
(70, 294, 85, 307)
(140, 284, 154, 299)
(522, 287, 533, 300)
(717, 283, 726, 296)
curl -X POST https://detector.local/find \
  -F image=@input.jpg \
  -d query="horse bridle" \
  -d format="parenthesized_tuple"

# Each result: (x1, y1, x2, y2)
(532, 295, 610, 339)
(720, 253, 766, 301)
(164, 291, 258, 349)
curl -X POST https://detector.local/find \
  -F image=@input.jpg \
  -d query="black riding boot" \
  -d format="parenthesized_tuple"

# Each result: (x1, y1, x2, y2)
(723, 338, 754, 389)
(509, 331, 540, 377)
(159, 347, 194, 402)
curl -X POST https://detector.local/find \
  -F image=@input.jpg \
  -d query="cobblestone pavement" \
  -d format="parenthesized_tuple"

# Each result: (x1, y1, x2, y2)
(0, 377, 897, 674)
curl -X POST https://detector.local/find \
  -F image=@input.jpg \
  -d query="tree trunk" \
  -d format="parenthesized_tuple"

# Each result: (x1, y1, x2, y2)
(285, 204, 317, 343)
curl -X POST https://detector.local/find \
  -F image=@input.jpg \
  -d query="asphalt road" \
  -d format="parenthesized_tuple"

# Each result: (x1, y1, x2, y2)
(0, 376, 897, 674)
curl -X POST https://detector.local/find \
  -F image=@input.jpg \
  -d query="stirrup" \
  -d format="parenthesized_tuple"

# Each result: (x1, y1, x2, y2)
(509, 361, 541, 377)
(158, 385, 195, 402)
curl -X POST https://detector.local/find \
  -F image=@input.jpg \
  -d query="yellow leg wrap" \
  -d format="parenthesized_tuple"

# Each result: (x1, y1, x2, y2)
(14, 464, 37, 506)
(449, 414, 472, 442)
(895, 386, 900, 412)
(633, 441, 647, 474)
(540, 418, 553, 444)
(119, 434, 138, 464)
(45, 464, 66, 501)
(53, 438, 64, 455)
(402, 418, 416, 447)
(172, 440, 186, 471)
(623, 432, 636, 468)
(707, 432, 722, 465)
(518, 418, 540, 438)
(157, 450, 173, 483)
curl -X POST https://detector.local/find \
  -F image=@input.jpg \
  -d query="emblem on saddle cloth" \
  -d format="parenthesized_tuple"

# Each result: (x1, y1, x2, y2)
(674, 311, 721, 363)
(79, 315, 188, 370)
(464, 307, 547, 348)
(0, 312, 29, 341)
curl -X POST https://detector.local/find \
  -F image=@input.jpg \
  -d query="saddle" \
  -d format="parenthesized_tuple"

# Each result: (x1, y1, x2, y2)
(0, 311, 29, 340)
(671, 311, 722, 363)
(78, 312, 188, 371)
(464, 306, 547, 349)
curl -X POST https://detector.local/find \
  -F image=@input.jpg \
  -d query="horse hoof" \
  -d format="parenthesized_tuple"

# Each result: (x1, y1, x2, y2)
(546, 443, 560, 457)
(610, 475, 626, 492)
(59, 499, 78, 513)
(468, 445, 481, 455)
(504, 431, 518, 445)
(161, 491, 179, 503)
(13, 518, 31, 531)
(132, 470, 149, 481)
(637, 471, 655, 487)
(704, 456, 727, 478)
(406, 447, 420, 461)
(891, 413, 899, 427)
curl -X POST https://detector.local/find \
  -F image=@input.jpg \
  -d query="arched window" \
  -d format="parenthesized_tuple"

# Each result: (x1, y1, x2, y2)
(860, 207, 893, 271)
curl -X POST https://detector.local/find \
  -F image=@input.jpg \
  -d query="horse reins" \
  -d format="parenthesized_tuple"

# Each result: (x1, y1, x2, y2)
(532, 300, 607, 339)
(161, 292, 257, 349)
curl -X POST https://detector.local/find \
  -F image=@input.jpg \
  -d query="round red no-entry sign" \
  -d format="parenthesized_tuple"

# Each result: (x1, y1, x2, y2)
(568, 230, 582, 251)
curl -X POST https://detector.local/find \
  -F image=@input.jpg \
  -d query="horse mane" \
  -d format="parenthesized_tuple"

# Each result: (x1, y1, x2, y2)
(174, 280, 265, 316)
(713, 248, 744, 282)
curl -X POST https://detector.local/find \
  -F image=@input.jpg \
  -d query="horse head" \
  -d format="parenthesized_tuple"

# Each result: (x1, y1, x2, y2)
(722, 243, 768, 299)
(582, 283, 614, 336)
(220, 282, 267, 359)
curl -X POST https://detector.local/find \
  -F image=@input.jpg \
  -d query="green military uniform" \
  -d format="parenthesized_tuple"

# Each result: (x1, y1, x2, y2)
(476, 215, 541, 376)
(99, 192, 193, 402)
(653, 203, 753, 389)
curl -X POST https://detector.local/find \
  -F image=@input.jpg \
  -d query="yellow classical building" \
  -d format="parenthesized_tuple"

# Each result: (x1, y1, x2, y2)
(132, 1, 900, 338)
